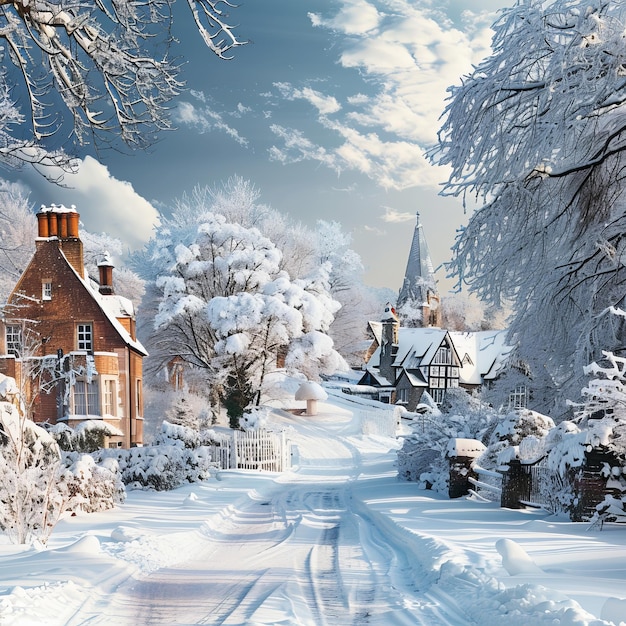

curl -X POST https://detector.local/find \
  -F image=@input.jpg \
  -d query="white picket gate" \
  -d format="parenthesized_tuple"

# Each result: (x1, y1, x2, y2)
(211, 429, 290, 472)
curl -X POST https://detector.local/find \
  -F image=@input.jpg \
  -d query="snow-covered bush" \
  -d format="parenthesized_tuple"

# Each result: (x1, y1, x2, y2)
(477, 409, 555, 473)
(152, 420, 227, 449)
(46, 421, 124, 453)
(397, 389, 498, 493)
(96, 443, 218, 491)
(59, 453, 125, 513)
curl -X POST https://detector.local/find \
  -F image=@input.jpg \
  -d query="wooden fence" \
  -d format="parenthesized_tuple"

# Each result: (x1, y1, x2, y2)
(210, 429, 290, 472)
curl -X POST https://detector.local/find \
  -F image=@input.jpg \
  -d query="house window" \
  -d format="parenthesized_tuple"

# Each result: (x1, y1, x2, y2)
(103, 379, 117, 416)
(73, 380, 100, 415)
(5, 325, 21, 357)
(431, 388, 446, 405)
(77, 323, 93, 352)
(136, 378, 143, 417)
(508, 385, 528, 410)
(434, 346, 452, 364)
(397, 388, 409, 404)
(42, 282, 52, 300)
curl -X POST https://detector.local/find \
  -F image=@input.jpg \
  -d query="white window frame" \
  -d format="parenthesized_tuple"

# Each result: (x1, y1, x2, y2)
(508, 385, 528, 410)
(5, 325, 21, 357)
(397, 387, 409, 404)
(136, 378, 143, 418)
(433, 346, 452, 365)
(73, 379, 100, 416)
(77, 323, 93, 352)
(42, 282, 52, 301)
(102, 377, 117, 417)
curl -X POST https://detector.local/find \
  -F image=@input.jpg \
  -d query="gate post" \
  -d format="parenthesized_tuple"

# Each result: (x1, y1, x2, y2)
(501, 460, 530, 509)
(232, 430, 239, 469)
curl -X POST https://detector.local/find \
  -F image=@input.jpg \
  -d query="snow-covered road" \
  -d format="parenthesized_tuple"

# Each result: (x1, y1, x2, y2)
(1, 400, 625, 625)
(67, 409, 465, 625)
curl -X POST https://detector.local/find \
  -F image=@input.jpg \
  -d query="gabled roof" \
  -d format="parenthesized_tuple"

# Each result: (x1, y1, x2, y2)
(364, 326, 511, 388)
(368, 321, 382, 346)
(368, 327, 450, 370)
(396, 368, 427, 388)
(396, 328, 455, 369)
(63, 249, 148, 356)
(358, 367, 393, 387)
(449, 330, 512, 385)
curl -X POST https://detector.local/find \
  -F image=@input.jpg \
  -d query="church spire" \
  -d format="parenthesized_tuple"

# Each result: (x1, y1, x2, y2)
(397, 212, 441, 327)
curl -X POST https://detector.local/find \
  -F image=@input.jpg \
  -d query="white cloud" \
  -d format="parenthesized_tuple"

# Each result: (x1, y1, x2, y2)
(270, 0, 501, 191)
(381, 206, 414, 223)
(308, 0, 381, 35)
(32, 156, 159, 250)
(275, 83, 341, 115)
(270, 117, 449, 190)
(174, 100, 248, 147)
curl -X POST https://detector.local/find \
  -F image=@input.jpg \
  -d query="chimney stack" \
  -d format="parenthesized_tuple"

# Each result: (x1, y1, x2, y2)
(36, 204, 84, 277)
(98, 252, 114, 295)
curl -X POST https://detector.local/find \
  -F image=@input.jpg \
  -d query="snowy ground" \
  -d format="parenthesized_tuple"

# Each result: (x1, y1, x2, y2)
(1, 397, 625, 625)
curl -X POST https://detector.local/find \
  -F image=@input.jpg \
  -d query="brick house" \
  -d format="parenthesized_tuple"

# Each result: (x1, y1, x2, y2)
(0, 204, 147, 447)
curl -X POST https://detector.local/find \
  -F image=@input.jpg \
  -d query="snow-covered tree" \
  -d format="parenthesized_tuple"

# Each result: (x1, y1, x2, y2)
(0, 2, 245, 178)
(433, 0, 626, 414)
(531, 349, 626, 519)
(0, 183, 36, 304)
(169, 176, 319, 279)
(144, 211, 344, 424)
(312, 220, 381, 363)
(441, 291, 508, 332)
(0, 375, 65, 544)
(134, 179, 374, 389)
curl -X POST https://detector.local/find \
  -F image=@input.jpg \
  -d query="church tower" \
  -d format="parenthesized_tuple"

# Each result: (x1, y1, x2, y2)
(397, 212, 441, 328)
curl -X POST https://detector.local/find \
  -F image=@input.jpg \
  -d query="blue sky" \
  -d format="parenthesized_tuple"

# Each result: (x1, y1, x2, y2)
(8, 0, 510, 294)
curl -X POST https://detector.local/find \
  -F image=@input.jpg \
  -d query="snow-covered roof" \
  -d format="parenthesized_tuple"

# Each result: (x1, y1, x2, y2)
(398, 369, 427, 388)
(365, 327, 511, 387)
(358, 367, 394, 387)
(61, 249, 148, 356)
(394, 328, 449, 369)
(450, 330, 513, 385)
(368, 321, 382, 345)
(366, 328, 449, 371)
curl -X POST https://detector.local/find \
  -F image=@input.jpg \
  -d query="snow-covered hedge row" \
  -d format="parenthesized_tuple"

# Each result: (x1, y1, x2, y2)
(94, 444, 217, 491)
(399, 351, 626, 522)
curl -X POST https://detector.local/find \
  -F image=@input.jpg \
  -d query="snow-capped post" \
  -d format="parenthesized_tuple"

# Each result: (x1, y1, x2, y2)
(446, 438, 486, 499)
(295, 381, 328, 417)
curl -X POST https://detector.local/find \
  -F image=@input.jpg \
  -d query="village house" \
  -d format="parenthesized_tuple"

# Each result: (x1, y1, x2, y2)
(359, 304, 512, 410)
(0, 204, 147, 448)
(357, 213, 512, 410)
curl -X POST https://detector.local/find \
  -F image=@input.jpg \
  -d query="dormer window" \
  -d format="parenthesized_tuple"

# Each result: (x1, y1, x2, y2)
(42, 282, 52, 301)
(77, 323, 93, 352)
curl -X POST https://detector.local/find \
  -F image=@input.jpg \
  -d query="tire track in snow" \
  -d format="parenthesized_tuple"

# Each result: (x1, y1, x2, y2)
(65, 419, 472, 625)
